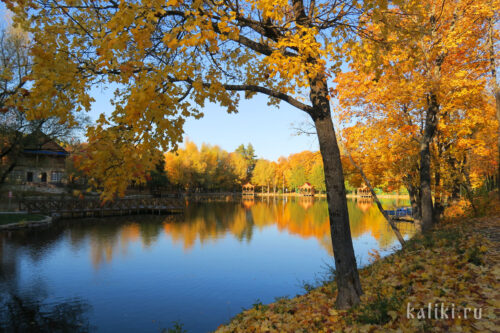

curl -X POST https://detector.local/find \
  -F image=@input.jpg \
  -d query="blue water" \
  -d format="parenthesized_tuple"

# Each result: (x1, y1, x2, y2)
(0, 198, 414, 332)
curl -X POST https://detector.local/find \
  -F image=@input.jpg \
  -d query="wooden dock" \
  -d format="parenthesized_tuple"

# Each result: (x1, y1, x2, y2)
(19, 197, 185, 218)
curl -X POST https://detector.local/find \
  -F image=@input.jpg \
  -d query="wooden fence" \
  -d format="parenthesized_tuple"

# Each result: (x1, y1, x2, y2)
(19, 197, 185, 218)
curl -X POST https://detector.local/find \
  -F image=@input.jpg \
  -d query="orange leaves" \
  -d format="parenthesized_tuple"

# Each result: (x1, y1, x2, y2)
(335, 0, 498, 198)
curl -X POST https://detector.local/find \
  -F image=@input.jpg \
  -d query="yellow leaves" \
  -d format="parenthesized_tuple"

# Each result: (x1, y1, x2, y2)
(250, 0, 290, 22)
(218, 213, 500, 333)
(335, 0, 497, 199)
(263, 25, 336, 88)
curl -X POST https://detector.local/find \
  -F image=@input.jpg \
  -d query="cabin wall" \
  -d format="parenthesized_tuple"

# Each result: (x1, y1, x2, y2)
(8, 154, 67, 184)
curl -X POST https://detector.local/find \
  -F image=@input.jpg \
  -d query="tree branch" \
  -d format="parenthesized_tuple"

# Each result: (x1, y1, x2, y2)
(221, 83, 313, 113)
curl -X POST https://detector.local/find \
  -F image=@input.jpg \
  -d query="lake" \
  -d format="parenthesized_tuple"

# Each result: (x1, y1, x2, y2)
(0, 197, 414, 332)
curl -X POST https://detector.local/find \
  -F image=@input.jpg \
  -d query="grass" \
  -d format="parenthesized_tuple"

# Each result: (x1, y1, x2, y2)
(0, 213, 47, 225)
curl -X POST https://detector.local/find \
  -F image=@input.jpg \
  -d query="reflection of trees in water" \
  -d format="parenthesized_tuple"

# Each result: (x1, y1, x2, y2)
(87, 217, 169, 268)
(1, 200, 415, 272)
(0, 292, 92, 332)
(164, 202, 254, 249)
(349, 200, 415, 248)
(163, 199, 415, 254)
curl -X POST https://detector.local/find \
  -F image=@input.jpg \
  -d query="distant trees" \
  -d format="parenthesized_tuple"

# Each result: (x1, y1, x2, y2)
(235, 144, 257, 178)
(309, 164, 326, 193)
(165, 141, 248, 192)
(162, 141, 329, 194)
(251, 159, 275, 193)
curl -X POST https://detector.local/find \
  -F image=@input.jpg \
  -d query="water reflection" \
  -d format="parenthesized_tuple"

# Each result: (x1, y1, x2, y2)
(0, 198, 414, 332)
(0, 292, 92, 332)
(36, 197, 417, 270)
(163, 198, 414, 256)
(1, 198, 415, 271)
(0, 233, 93, 332)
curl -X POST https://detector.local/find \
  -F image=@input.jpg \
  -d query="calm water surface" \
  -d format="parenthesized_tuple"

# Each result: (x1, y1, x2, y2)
(0, 197, 414, 332)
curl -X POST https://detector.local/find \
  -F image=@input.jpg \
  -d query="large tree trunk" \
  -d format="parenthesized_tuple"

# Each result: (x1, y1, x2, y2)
(309, 76, 362, 309)
(406, 181, 421, 221)
(314, 115, 362, 308)
(419, 93, 439, 232)
(433, 168, 444, 223)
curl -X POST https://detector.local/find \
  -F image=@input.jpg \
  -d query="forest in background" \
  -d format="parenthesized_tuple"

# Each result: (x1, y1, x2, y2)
(163, 141, 327, 194)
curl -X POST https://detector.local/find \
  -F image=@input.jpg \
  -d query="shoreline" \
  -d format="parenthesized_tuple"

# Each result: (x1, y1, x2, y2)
(0, 213, 52, 230)
(253, 193, 410, 199)
(215, 212, 499, 332)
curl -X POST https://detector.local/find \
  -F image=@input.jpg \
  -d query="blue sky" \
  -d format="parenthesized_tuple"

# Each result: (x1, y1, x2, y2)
(92, 84, 321, 161)
(183, 98, 319, 161)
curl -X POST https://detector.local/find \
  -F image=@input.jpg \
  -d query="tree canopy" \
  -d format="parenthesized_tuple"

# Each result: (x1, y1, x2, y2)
(5, 0, 361, 197)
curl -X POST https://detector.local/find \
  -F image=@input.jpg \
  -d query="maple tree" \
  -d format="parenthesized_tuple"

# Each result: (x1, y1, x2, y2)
(6, 0, 365, 307)
(486, 14, 500, 187)
(335, 0, 498, 231)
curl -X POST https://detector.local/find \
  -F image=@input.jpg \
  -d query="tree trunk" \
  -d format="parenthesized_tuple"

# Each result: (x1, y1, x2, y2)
(309, 76, 362, 307)
(419, 93, 439, 232)
(406, 183, 421, 221)
(433, 167, 444, 223)
(488, 18, 500, 189)
(0, 162, 17, 186)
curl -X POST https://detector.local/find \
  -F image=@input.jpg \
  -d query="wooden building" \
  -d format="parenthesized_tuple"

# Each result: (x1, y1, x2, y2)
(242, 182, 255, 196)
(298, 182, 315, 196)
(357, 186, 372, 198)
(7, 132, 69, 185)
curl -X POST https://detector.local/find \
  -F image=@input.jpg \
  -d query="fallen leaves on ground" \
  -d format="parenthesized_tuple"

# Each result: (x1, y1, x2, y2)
(216, 214, 500, 332)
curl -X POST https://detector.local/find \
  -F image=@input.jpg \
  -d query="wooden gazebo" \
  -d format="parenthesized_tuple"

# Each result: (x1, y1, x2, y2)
(357, 185, 372, 198)
(242, 182, 255, 196)
(298, 182, 315, 196)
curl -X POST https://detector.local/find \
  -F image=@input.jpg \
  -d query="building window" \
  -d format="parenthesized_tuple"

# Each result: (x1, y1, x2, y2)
(9, 170, 24, 183)
(27, 172, 33, 182)
(51, 171, 64, 183)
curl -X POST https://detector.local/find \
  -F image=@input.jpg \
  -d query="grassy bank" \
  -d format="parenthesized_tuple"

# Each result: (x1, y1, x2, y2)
(0, 213, 47, 225)
(216, 201, 499, 332)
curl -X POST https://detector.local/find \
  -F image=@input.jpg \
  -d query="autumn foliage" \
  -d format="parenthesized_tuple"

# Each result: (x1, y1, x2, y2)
(162, 141, 329, 194)
(335, 0, 499, 226)
(3, 0, 499, 312)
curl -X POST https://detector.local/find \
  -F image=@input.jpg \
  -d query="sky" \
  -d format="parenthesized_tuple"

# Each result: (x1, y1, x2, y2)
(91, 84, 319, 161)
